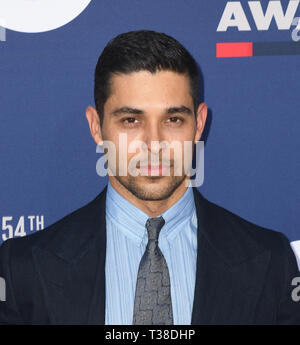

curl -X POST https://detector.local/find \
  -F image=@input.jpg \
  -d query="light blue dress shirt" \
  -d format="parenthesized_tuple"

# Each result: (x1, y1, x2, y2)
(105, 180, 198, 325)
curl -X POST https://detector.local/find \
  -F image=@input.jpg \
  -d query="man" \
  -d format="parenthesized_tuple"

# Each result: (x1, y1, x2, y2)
(0, 30, 299, 325)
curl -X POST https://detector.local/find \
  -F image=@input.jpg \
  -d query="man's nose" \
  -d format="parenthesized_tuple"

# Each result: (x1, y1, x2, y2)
(144, 124, 164, 154)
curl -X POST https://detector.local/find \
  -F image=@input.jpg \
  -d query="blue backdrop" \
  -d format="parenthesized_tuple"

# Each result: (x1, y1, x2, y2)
(0, 0, 299, 264)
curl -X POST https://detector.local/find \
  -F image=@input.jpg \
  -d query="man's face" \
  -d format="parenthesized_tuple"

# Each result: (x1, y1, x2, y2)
(88, 70, 206, 201)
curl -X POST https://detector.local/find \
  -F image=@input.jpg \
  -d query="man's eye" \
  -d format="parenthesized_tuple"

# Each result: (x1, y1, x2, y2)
(123, 117, 138, 125)
(167, 117, 183, 124)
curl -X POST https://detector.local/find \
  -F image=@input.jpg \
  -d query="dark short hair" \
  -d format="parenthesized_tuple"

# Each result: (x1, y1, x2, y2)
(94, 30, 201, 126)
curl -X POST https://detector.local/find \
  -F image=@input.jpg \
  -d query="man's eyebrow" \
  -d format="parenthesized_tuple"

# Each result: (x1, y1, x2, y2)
(166, 106, 193, 115)
(110, 105, 193, 116)
(111, 107, 144, 116)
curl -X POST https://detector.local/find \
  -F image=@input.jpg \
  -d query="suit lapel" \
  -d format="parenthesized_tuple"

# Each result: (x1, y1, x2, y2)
(191, 188, 271, 324)
(32, 186, 108, 324)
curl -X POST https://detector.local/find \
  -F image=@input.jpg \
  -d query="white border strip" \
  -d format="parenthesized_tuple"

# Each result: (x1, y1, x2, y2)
(290, 240, 300, 271)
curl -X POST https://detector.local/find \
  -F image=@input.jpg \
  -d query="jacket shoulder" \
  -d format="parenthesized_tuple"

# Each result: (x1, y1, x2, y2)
(0, 187, 107, 257)
(194, 190, 293, 258)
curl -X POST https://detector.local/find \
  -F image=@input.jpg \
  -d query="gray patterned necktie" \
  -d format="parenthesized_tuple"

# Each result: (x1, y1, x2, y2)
(133, 216, 174, 325)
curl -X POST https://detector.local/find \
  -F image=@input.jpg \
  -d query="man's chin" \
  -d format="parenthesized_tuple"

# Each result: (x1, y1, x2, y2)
(116, 175, 186, 201)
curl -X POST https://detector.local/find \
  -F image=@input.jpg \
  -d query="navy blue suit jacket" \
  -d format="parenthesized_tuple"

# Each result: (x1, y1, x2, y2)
(0, 186, 300, 324)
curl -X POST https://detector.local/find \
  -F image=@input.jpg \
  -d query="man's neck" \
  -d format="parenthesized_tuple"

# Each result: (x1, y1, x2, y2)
(108, 177, 189, 218)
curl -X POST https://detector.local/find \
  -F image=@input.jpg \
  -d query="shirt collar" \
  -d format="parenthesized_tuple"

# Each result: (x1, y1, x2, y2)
(106, 180, 196, 245)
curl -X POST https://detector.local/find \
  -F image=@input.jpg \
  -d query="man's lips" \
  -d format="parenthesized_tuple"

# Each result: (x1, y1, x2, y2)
(139, 165, 170, 175)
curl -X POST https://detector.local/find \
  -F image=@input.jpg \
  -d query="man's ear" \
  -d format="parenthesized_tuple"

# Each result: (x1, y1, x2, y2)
(194, 102, 207, 143)
(85, 106, 103, 145)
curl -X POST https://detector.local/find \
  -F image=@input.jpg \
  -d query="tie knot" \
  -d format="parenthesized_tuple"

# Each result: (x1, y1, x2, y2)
(145, 216, 165, 241)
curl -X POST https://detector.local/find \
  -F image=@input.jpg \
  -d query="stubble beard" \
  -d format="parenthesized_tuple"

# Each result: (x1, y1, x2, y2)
(114, 174, 187, 201)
